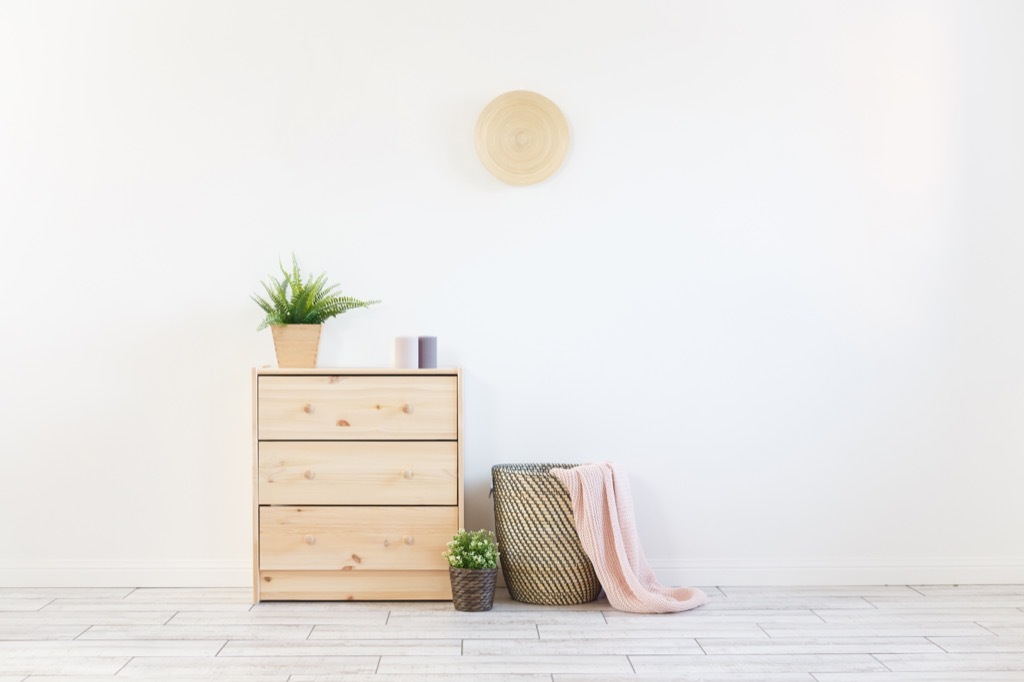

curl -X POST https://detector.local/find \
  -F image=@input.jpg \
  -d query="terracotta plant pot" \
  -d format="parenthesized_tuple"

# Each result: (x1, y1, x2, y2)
(270, 324, 322, 368)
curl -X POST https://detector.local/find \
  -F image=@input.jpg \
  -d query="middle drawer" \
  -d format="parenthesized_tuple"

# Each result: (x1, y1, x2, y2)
(258, 441, 458, 506)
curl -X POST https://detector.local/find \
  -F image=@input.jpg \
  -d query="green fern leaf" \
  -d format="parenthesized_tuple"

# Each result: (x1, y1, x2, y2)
(252, 256, 380, 331)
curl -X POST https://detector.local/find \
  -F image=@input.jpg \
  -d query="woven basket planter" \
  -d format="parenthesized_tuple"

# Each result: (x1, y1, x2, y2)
(449, 567, 497, 612)
(491, 463, 601, 605)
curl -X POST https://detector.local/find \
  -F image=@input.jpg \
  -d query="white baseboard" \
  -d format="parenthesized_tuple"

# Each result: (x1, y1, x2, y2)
(0, 560, 250, 587)
(1, 558, 1021, 587)
(649, 557, 1024, 586)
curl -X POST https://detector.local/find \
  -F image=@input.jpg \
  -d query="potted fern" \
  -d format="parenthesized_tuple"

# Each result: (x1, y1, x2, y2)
(443, 529, 500, 612)
(252, 256, 379, 368)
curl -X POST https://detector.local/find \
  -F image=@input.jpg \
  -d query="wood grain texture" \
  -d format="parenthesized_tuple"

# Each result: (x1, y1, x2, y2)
(0, 656, 129, 675)
(258, 441, 457, 505)
(0, 598, 52, 611)
(552, 671, 815, 675)
(219, 638, 462, 656)
(0, 624, 87, 640)
(269, 324, 322, 368)
(630, 654, 888, 673)
(292, 677, 551, 682)
(119, 655, 379, 674)
(696, 637, 943, 655)
(815, 609, 1024, 623)
(168, 610, 386, 625)
(0, 639, 225, 657)
(259, 506, 456, 571)
(253, 369, 462, 601)
(1, 585, 1023, 679)
(258, 569, 452, 601)
(463, 637, 704, 655)
(309, 623, 539, 639)
(539, 623, 768, 639)
(377, 654, 633, 674)
(875, 653, 1024, 672)
(78, 624, 314, 640)
(814, 674, 1024, 681)
(0, 612, 175, 626)
(257, 374, 457, 440)
(929, 636, 1024, 653)
(762, 622, 994, 637)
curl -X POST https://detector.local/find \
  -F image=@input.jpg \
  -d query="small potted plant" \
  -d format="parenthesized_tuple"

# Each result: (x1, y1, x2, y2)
(252, 255, 379, 368)
(443, 528, 500, 612)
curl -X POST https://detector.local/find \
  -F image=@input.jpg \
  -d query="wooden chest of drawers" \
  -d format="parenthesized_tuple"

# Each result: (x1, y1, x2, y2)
(252, 368, 463, 602)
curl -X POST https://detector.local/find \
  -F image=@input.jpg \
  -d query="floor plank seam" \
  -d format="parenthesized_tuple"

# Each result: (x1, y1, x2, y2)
(122, 587, 137, 600)
(113, 655, 133, 676)
(908, 584, 927, 596)
(6, 587, 1024, 676)
(926, 634, 950, 652)
(975, 620, 999, 634)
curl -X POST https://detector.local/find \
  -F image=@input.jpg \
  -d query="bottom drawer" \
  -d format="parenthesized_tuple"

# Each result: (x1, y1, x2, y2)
(259, 569, 452, 600)
(259, 506, 457, 571)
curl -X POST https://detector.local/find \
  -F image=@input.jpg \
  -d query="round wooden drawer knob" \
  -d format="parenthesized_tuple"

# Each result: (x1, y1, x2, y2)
(403, 535, 414, 545)
(304, 470, 316, 480)
(304, 535, 316, 545)
(402, 470, 414, 480)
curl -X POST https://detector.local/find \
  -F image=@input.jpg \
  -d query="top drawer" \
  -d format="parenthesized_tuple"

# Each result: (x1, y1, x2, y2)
(258, 375, 458, 440)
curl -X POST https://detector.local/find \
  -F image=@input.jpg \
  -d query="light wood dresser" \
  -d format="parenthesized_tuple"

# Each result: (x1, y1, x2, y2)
(252, 368, 463, 602)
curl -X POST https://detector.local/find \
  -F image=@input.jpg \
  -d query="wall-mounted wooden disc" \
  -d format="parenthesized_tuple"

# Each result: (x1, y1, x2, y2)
(475, 91, 569, 186)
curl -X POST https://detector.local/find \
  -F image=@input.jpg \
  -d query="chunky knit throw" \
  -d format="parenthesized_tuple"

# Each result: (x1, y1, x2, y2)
(550, 462, 708, 614)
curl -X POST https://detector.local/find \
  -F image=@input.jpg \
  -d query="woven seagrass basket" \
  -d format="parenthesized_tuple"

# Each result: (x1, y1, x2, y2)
(449, 567, 497, 612)
(491, 463, 601, 605)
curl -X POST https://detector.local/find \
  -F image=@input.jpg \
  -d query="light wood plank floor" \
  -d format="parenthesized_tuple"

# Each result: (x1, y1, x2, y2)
(0, 585, 1022, 680)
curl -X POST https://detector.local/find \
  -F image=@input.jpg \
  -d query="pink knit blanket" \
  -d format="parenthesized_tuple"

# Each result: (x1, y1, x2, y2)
(550, 462, 708, 614)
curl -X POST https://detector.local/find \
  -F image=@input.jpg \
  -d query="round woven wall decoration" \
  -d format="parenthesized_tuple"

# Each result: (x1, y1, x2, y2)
(475, 90, 569, 186)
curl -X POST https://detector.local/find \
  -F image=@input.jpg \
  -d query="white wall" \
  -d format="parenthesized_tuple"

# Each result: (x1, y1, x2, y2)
(1, 0, 1022, 586)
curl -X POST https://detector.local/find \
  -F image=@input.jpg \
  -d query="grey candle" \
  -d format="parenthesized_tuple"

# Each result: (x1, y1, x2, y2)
(418, 336, 437, 369)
